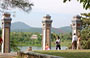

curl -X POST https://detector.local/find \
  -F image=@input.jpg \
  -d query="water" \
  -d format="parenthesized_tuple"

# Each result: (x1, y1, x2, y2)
(19, 46, 68, 51)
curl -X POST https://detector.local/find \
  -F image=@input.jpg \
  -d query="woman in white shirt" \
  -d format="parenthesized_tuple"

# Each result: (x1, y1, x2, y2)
(56, 36, 61, 50)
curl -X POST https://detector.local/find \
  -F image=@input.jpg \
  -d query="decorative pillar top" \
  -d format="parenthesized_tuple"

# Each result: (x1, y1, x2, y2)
(43, 14, 51, 21)
(73, 15, 81, 20)
(2, 12, 11, 19)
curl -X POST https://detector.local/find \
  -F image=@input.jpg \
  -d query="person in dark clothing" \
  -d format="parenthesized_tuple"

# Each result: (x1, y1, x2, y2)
(56, 36, 61, 50)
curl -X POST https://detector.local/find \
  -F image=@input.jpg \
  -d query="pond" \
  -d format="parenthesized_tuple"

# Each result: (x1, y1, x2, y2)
(19, 46, 68, 51)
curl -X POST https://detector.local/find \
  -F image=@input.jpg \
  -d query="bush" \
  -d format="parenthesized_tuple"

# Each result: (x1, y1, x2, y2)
(81, 39, 90, 49)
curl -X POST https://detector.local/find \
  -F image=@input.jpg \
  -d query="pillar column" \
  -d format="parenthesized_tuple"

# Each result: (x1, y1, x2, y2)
(1, 12, 12, 53)
(71, 15, 82, 49)
(72, 15, 82, 35)
(42, 14, 52, 50)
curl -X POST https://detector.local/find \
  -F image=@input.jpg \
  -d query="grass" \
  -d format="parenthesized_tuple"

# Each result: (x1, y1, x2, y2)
(61, 40, 72, 47)
(34, 50, 90, 58)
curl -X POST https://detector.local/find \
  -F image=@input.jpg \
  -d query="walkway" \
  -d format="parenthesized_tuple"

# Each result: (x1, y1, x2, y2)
(0, 52, 17, 58)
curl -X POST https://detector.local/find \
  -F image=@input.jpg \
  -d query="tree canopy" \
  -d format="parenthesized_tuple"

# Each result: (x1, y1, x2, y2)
(0, 0, 33, 12)
(63, 0, 90, 10)
(81, 13, 90, 28)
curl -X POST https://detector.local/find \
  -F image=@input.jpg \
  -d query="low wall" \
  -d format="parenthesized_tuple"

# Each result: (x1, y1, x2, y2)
(17, 51, 63, 58)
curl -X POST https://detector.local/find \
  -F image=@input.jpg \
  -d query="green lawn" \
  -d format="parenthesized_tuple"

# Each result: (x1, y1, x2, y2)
(34, 50, 90, 58)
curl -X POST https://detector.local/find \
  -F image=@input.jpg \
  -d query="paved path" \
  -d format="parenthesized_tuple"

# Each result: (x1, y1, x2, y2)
(0, 52, 17, 58)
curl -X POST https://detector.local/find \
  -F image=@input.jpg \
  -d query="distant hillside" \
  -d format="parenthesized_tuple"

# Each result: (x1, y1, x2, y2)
(11, 22, 71, 33)
(11, 22, 42, 33)
(11, 22, 31, 29)
(51, 28, 65, 34)
(59, 26, 72, 33)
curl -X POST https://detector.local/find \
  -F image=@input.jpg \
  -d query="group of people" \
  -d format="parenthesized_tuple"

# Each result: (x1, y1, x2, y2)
(45, 36, 61, 50)
(45, 33, 81, 50)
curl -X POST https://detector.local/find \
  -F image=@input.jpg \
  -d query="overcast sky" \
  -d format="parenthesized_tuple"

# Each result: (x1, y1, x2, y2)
(0, 0, 89, 28)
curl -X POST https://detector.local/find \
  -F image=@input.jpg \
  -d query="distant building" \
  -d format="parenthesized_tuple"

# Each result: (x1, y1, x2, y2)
(31, 34, 38, 39)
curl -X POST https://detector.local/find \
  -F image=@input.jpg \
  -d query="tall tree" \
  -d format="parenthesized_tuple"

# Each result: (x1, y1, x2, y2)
(0, 0, 33, 12)
(63, 0, 90, 10)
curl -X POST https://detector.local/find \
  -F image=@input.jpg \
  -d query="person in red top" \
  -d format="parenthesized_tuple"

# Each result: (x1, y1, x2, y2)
(0, 37, 2, 45)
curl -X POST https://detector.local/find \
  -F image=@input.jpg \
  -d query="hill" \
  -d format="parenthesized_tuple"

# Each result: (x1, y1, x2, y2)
(11, 22, 42, 33)
(11, 22, 71, 33)
(59, 26, 72, 33)
(11, 22, 31, 29)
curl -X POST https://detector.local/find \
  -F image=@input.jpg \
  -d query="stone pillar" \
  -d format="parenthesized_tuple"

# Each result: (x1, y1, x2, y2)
(1, 12, 12, 53)
(42, 14, 52, 50)
(72, 15, 82, 35)
(71, 15, 82, 49)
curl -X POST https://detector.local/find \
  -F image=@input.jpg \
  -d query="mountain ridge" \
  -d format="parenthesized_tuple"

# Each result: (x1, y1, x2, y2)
(11, 22, 71, 33)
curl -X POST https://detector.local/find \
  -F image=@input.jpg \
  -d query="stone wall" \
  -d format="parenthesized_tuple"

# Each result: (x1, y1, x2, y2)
(17, 51, 63, 58)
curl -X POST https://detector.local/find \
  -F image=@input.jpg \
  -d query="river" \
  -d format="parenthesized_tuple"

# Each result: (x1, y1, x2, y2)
(19, 46, 68, 51)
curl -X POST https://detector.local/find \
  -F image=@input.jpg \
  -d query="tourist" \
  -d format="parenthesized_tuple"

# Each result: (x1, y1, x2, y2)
(45, 44, 50, 50)
(27, 46, 32, 51)
(56, 36, 61, 50)
(72, 33, 78, 49)
(77, 35, 81, 49)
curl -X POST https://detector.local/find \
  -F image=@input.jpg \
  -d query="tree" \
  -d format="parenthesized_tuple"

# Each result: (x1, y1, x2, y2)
(63, 0, 90, 49)
(0, 0, 33, 12)
(63, 0, 90, 10)
(79, 13, 90, 49)
(81, 13, 90, 28)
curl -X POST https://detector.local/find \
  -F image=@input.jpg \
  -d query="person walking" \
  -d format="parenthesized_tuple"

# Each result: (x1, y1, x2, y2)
(56, 36, 61, 50)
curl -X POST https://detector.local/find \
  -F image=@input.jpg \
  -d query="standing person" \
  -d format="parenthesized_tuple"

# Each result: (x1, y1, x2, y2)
(56, 36, 61, 50)
(72, 33, 78, 49)
(77, 35, 81, 49)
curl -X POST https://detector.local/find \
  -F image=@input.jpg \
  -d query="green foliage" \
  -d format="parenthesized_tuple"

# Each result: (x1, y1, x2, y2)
(59, 33, 72, 41)
(63, 0, 90, 9)
(10, 40, 20, 51)
(81, 26, 90, 49)
(10, 32, 42, 47)
(51, 33, 58, 41)
(0, 0, 33, 12)
(10, 32, 42, 51)
(81, 13, 90, 28)
(63, 0, 71, 3)
(81, 39, 90, 49)
(80, 13, 90, 49)
(51, 32, 72, 47)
